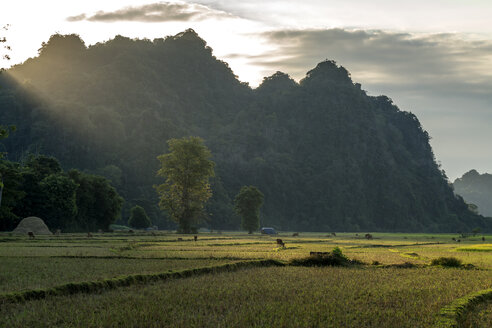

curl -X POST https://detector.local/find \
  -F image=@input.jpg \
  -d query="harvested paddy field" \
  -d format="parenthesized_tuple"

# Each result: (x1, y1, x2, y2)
(461, 301, 492, 327)
(0, 257, 233, 293)
(2, 267, 491, 327)
(1, 231, 491, 327)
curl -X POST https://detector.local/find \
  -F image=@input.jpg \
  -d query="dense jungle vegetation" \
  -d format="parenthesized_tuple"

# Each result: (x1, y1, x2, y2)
(0, 29, 490, 232)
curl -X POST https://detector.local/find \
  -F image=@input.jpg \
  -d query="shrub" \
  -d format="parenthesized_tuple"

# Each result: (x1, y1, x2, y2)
(331, 246, 348, 260)
(431, 257, 462, 267)
(290, 247, 357, 267)
(128, 206, 151, 229)
(392, 262, 417, 268)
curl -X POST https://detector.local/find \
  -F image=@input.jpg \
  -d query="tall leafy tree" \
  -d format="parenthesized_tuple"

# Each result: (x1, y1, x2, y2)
(155, 137, 215, 233)
(234, 186, 264, 234)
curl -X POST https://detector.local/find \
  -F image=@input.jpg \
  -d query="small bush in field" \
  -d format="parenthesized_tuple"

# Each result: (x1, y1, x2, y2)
(431, 257, 462, 267)
(290, 247, 359, 267)
(128, 206, 151, 229)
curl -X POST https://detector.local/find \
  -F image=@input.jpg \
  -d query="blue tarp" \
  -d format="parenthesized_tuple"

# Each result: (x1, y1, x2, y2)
(261, 227, 277, 234)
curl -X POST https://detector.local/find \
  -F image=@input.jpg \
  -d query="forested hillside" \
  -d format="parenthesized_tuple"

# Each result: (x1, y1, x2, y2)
(1, 29, 490, 232)
(453, 170, 492, 217)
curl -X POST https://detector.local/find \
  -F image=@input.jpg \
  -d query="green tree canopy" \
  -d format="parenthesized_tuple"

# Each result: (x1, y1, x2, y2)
(0, 125, 15, 209)
(0, 125, 15, 144)
(14, 155, 64, 222)
(25, 155, 62, 179)
(0, 160, 24, 230)
(0, 155, 123, 232)
(38, 174, 78, 230)
(234, 186, 264, 234)
(128, 205, 151, 229)
(155, 136, 215, 233)
(68, 169, 123, 232)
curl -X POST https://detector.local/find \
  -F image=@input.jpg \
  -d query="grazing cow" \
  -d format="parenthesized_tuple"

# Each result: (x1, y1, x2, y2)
(457, 239, 461, 243)
(292, 232, 299, 237)
(194, 235, 198, 242)
(276, 239, 285, 247)
(177, 237, 183, 241)
(128, 230, 134, 233)
(87, 232, 92, 238)
(482, 237, 486, 242)
(365, 233, 373, 240)
(28, 231, 35, 239)
(452, 237, 456, 241)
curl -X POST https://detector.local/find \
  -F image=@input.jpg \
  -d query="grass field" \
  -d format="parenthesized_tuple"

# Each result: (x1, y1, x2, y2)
(1, 231, 491, 327)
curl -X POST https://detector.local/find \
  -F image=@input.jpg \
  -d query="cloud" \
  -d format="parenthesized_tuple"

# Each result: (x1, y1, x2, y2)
(66, 14, 87, 22)
(239, 29, 492, 100)
(66, 2, 233, 23)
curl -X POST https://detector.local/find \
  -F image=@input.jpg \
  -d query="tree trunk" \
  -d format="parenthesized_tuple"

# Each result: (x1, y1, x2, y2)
(179, 211, 192, 234)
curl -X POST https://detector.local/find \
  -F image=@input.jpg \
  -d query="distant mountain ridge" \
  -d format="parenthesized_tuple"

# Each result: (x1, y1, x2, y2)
(1, 29, 490, 232)
(453, 170, 492, 217)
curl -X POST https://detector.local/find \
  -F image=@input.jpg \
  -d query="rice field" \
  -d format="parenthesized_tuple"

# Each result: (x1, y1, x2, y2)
(461, 301, 492, 328)
(1, 231, 491, 327)
(0, 257, 232, 293)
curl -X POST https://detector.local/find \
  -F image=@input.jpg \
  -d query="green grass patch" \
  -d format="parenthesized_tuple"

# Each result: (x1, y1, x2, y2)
(456, 244, 492, 252)
(108, 224, 132, 231)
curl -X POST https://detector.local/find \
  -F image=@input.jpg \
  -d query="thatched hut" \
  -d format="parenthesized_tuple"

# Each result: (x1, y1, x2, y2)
(12, 217, 52, 235)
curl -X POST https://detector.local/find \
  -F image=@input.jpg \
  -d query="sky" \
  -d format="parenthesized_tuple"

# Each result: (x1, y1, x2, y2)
(1, 0, 492, 180)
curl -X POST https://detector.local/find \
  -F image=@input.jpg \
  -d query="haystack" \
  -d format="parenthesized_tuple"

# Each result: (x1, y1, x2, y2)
(13, 216, 52, 235)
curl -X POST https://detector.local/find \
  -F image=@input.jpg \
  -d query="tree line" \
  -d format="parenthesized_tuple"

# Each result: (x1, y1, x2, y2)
(0, 155, 122, 232)
(0, 137, 264, 234)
